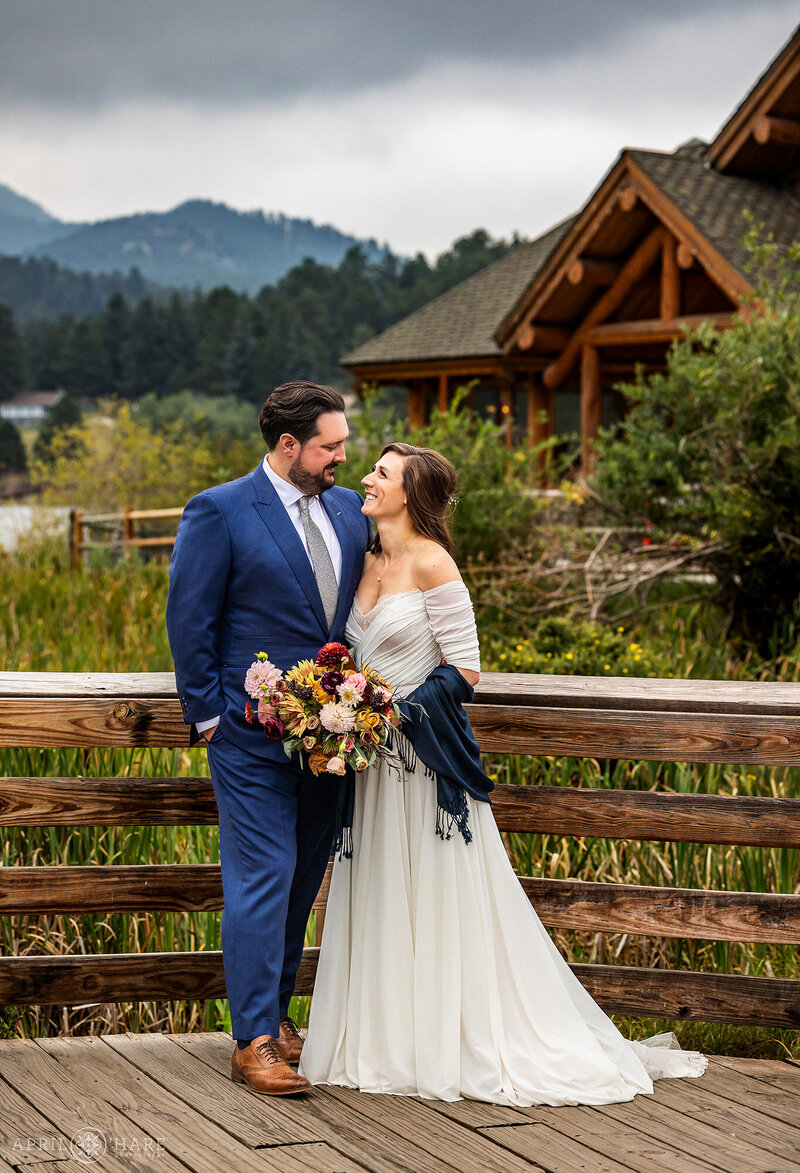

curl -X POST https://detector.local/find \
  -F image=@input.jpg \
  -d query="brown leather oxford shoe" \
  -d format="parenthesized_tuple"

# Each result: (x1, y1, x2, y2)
(278, 1016, 305, 1065)
(231, 1034, 311, 1095)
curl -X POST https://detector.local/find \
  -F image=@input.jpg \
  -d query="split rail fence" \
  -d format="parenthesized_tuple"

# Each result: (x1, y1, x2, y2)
(1, 670, 799, 1030)
(69, 508, 183, 568)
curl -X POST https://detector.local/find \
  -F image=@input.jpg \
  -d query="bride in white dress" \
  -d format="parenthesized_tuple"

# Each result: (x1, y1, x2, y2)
(299, 442, 706, 1105)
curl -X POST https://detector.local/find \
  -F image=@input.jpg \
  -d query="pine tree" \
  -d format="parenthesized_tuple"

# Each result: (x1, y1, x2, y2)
(32, 393, 83, 465)
(0, 418, 27, 474)
(0, 304, 25, 401)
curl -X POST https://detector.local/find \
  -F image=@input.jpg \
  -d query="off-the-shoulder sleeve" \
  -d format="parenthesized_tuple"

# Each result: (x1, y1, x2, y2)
(423, 580, 481, 672)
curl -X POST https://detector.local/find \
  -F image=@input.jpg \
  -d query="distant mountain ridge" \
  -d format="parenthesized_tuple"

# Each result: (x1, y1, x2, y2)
(0, 184, 389, 293)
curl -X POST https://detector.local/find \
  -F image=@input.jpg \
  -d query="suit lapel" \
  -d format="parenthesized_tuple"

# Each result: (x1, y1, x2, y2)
(250, 465, 327, 632)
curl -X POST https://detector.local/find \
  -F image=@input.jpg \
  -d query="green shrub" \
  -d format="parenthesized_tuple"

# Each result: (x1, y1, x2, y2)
(481, 615, 664, 677)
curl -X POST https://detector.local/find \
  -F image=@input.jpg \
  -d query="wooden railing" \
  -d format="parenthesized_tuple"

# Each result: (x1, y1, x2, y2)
(1, 671, 800, 1029)
(70, 508, 183, 568)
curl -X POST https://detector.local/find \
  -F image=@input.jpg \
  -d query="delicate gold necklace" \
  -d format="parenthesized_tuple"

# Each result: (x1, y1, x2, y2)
(376, 537, 415, 583)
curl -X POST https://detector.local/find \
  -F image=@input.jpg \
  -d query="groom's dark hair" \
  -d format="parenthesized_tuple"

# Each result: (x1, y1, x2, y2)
(259, 381, 345, 448)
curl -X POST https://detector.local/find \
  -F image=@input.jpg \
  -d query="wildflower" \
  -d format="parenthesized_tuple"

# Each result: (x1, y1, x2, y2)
(337, 679, 363, 706)
(565, 652, 573, 660)
(604, 664, 611, 671)
(320, 702, 356, 734)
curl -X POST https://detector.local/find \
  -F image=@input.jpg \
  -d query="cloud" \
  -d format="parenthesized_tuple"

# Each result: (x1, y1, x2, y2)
(0, 1, 796, 256)
(0, 0, 786, 109)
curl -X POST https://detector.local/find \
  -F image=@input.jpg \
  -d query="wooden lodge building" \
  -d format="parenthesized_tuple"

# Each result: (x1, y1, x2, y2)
(341, 26, 800, 464)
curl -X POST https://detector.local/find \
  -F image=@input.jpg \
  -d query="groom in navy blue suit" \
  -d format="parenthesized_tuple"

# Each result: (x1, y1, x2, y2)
(166, 381, 371, 1094)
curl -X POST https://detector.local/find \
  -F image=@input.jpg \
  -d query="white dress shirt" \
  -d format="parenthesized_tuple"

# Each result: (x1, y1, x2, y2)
(196, 456, 343, 735)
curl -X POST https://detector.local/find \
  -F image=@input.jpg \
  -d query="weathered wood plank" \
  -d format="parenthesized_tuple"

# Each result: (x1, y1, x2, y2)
(493, 785, 800, 847)
(35, 1036, 334, 1173)
(3, 950, 799, 1029)
(0, 1066, 76, 1166)
(5, 865, 799, 949)
(0, 866, 224, 914)
(578, 1085, 800, 1173)
(572, 963, 800, 1027)
(519, 877, 800, 944)
(172, 1031, 472, 1173)
(473, 1122, 635, 1173)
(0, 776, 219, 827)
(5, 669, 800, 713)
(4, 777, 800, 852)
(0, 698, 188, 748)
(322, 1084, 538, 1173)
(470, 704, 800, 763)
(696, 1057, 800, 1130)
(0, 1038, 187, 1173)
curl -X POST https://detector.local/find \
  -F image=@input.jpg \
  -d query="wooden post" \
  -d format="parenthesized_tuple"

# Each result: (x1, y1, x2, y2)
(580, 344, 602, 470)
(497, 374, 515, 449)
(70, 509, 84, 571)
(660, 235, 680, 322)
(676, 241, 695, 270)
(528, 375, 553, 485)
(437, 373, 449, 414)
(408, 381, 426, 430)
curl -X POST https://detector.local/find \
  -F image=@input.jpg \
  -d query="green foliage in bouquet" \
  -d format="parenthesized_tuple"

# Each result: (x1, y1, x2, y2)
(590, 228, 800, 651)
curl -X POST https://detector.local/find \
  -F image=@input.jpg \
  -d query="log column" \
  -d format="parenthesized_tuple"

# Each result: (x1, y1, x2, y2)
(437, 373, 449, 413)
(660, 235, 681, 322)
(580, 344, 602, 470)
(408, 380, 426, 429)
(528, 374, 554, 485)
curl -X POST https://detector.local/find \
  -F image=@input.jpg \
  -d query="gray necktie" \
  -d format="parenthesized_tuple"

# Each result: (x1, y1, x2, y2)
(298, 495, 339, 630)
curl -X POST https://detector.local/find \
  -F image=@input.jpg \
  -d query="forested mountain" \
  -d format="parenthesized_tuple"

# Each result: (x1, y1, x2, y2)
(0, 182, 389, 293)
(0, 184, 79, 255)
(0, 229, 517, 403)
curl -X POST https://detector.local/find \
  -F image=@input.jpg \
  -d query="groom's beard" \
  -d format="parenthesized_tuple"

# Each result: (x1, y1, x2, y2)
(287, 456, 337, 496)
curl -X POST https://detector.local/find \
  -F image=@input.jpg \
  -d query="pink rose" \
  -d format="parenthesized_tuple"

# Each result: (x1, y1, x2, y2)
(257, 698, 276, 724)
(348, 673, 368, 695)
(343, 734, 356, 753)
(326, 756, 346, 775)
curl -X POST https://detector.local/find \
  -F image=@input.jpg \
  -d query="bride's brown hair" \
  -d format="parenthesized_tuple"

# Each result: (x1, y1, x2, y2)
(371, 442, 456, 555)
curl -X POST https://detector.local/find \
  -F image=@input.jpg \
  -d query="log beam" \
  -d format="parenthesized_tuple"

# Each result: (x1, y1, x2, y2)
(660, 235, 681, 321)
(568, 258, 622, 287)
(580, 343, 602, 470)
(676, 241, 695, 269)
(618, 186, 638, 212)
(544, 226, 666, 390)
(517, 323, 571, 352)
(584, 312, 735, 348)
(753, 114, 800, 147)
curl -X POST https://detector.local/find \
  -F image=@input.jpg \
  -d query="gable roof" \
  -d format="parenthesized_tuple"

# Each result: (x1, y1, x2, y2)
(341, 218, 575, 368)
(629, 147, 800, 277)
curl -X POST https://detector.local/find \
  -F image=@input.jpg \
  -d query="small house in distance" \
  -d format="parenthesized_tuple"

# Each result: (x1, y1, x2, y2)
(0, 390, 65, 427)
(342, 26, 800, 465)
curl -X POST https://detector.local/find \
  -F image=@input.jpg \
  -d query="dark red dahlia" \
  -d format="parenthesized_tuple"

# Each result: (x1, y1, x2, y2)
(316, 642, 350, 668)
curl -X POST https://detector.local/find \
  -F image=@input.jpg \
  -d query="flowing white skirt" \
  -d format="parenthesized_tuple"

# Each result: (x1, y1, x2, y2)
(299, 746, 706, 1105)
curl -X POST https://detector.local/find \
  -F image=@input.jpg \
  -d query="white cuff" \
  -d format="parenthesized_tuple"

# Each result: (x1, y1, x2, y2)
(196, 716, 221, 733)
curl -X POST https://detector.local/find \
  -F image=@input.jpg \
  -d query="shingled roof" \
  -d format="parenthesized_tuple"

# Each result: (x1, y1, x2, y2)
(630, 148, 800, 277)
(342, 217, 575, 367)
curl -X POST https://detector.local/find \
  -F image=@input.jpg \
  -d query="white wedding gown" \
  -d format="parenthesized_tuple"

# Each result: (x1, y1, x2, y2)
(299, 582, 706, 1105)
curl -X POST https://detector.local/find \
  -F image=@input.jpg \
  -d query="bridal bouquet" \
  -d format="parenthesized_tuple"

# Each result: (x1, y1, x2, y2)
(243, 641, 402, 776)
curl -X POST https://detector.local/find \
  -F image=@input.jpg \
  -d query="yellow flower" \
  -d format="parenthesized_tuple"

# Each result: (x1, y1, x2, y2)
(311, 680, 333, 706)
(617, 626, 625, 633)
(356, 710, 382, 733)
(604, 664, 611, 670)
(286, 659, 318, 686)
(565, 652, 573, 660)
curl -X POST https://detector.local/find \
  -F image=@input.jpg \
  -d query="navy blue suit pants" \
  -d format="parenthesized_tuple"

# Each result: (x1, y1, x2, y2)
(205, 727, 337, 1041)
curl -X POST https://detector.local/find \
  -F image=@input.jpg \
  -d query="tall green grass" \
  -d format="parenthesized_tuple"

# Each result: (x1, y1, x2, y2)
(1, 543, 798, 1056)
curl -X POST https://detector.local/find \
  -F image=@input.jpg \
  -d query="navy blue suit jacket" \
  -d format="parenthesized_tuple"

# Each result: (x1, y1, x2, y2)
(166, 462, 372, 759)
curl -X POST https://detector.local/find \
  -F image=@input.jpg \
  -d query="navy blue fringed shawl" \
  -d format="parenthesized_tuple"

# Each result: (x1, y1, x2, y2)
(334, 664, 493, 858)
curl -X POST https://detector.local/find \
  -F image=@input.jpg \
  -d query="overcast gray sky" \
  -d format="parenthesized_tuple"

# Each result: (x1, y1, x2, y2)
(0, 1, 797, 256)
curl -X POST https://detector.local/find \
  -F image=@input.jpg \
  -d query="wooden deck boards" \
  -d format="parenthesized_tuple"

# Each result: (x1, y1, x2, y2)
(0, 1034, 797, 1173)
